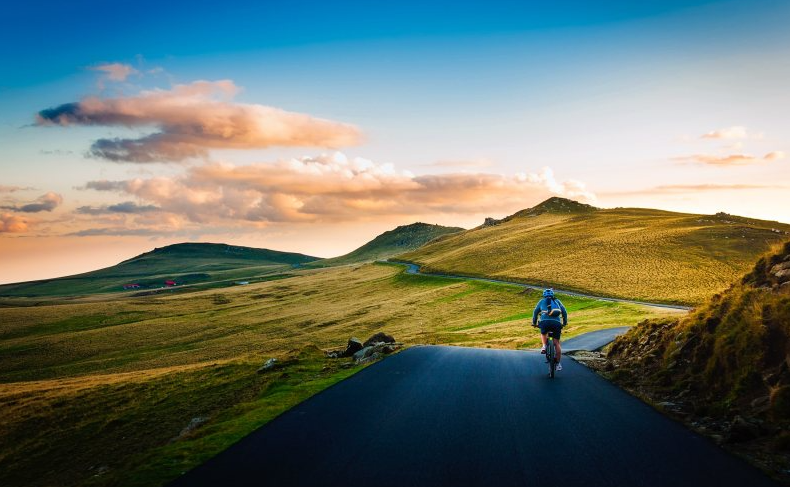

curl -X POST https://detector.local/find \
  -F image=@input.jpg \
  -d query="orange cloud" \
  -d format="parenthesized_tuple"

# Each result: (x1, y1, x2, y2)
(603, 183, 787, 197)
(0, 185, 35, 193)
(36, 80, 363, 162)
(0, 213, 28, 233)
(89, 62, 139, 82)
(673, 151, 784, 166)
(81, 153, 596, 225)
(700, 126, 757, 140)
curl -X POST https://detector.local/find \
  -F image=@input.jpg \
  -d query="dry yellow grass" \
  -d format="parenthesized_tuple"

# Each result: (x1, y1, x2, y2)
(400, 206, 790, 304)
(0, 263, 682, 487)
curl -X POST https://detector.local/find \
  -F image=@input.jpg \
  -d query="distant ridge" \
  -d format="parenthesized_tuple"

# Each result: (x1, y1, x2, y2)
(482, 197, 598, 227)
(401, 197, 790, 304)
(120, 242, 318, 266)
(311, 222, 464, 267)
(0, 242, 319, 297)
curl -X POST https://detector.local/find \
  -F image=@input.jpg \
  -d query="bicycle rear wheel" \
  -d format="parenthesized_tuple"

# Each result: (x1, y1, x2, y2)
(546, 336, 556, 378)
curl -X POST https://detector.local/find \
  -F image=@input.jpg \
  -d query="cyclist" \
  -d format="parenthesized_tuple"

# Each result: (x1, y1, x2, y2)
(532, 288, 568, 371)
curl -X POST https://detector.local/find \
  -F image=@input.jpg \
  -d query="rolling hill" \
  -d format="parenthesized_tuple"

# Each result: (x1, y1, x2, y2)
(309, 222, 463, 267)
(0, 261, 677, 487)
(0, 243, 320, 297)
(399, 197, 790, 304)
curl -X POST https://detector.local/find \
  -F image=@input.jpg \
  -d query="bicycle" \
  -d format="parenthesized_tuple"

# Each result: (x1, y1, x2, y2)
(532, 324, 559, 378)
(545, 330, 558, 378)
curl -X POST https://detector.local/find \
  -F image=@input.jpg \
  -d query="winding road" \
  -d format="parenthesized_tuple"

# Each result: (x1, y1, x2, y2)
(168, 346, 778, 487)
(393, 261, 692, 311)
(165, 264, 774, 487)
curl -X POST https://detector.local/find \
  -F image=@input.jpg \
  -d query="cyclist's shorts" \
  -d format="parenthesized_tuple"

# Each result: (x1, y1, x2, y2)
(539, 319, 562, 339)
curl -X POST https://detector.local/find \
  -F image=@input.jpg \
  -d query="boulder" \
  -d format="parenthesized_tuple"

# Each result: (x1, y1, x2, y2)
(339, 337, 364, 357)
(750, 396, 771, 415)
(771, 262, 790, 275)
(257, 358, 278, 373)
(357, 351, 383, 365)
(483, 217, 501, 227)
(381, 343, 402, 354)
(363, 332, 396, 347)
(726, 415, 760, 443)
(353, 346, 374, 362)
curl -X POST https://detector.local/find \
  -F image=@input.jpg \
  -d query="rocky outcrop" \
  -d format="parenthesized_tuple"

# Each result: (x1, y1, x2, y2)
(482, 217, 502, 227)
(363, 332, 395, 347)
(593, 241, 790, 482)
(325, 337, 364, 358)
(327, 333, 402, 363)
(256, 358, 278, 373)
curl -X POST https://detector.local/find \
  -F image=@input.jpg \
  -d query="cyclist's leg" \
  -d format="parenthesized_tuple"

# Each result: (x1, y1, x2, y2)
(550, 322, 562, 362)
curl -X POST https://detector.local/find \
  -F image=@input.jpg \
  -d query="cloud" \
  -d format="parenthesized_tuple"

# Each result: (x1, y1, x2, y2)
(654, 183, 785, 192)
(76, 201, 161, 215)
(424, 158, 494, 168)
(89, 62, 139, 82)
(700, 126, 763, 140)
(602, 183, 787, 197)
(1, 192, 63, 213)
(673, 151, 784, 166)
(36, 80, 363, 163)
(67, 227, 164, 237)
(0, 213, 28, 233)
(0, 185, 35, 193)
(81, 152, 596, 224)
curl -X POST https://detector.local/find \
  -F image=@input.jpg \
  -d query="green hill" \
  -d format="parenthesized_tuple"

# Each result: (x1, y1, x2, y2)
(400, 197, 790, 304)
(605, 242, 790, 476)
(309, 222, 464, 267)
(0, 243, 319, 297)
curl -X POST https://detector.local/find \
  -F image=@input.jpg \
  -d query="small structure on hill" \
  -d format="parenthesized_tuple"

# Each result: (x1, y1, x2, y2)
(164, 280, 177, 286)
(123, 283, 141, 290)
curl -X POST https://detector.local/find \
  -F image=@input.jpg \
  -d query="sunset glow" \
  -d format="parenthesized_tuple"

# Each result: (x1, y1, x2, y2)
(1, 0, 789, 284)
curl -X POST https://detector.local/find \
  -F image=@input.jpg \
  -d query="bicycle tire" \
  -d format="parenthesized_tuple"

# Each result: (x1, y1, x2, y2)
(547, 335, 556, 378)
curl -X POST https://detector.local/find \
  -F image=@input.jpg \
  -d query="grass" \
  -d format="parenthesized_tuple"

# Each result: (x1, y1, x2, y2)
(399, 199, 790, 305)
(307, 222, 463, 267)
(0, 262, 682, 487)
(0, 242, 318, 298)
(603, 241, 790, 481)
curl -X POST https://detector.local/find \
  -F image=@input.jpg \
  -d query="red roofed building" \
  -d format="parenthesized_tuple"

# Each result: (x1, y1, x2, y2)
(164, 280, 177, 286)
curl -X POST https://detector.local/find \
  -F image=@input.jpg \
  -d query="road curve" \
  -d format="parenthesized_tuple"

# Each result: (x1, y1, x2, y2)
(390, 261, 692, 311)
(168, 346, 778, 487)
(562, 326, 631, 352)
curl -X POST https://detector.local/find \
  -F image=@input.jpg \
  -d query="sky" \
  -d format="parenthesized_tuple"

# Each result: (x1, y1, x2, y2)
(1, 0, 789, 284)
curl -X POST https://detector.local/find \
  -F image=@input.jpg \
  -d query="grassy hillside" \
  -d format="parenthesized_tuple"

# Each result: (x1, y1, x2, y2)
(604, 241, 790, 479)
(309, 222, 463, 267)
(400, 197, 790, 305)
(0, 263, 680, 487)
(0, 242, 319, 297)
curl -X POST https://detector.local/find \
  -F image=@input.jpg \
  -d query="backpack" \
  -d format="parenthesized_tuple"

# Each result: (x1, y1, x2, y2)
(543, 297, 562, 318)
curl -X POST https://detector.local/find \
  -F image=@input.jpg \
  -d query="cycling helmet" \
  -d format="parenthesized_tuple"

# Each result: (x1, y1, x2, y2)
(542, 288, 555, 298)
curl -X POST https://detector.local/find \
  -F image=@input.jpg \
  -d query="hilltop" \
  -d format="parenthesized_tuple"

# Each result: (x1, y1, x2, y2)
(603, 242, 790, 480)
(400, 197, 790, 304)
(310, 222, 463, 267)
(0, 243, 319, 297)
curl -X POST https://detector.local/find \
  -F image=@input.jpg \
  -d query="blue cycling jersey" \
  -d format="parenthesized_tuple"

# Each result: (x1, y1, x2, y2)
(532, 296, 568, 326)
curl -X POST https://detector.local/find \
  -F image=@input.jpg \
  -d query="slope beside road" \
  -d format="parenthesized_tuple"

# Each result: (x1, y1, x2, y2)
(168, 346, 778, 487)
(394, 261, 692, 311)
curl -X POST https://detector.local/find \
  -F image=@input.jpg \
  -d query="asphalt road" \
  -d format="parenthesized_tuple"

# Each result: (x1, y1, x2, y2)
(168, 346, 778, 487)
(394, 261, 692, 311)
(562, 326, 631, 352)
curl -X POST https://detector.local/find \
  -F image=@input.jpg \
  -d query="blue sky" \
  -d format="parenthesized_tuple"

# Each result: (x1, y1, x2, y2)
(1, 0, 789, 282)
